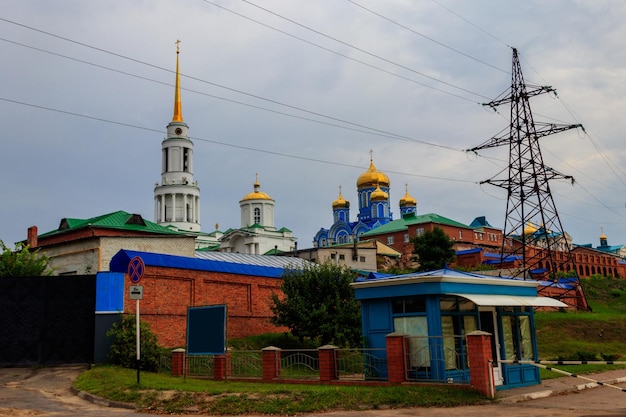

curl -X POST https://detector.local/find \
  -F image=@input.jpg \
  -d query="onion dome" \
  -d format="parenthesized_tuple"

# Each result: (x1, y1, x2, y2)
(600, 228, 607, 240)
(332, 186, 349, 208)
(524, 222, 538, 235)
(241, 174, 272, 201)
(370, 184, 388, 201)
(399, 184, 417, 207)
(357, 157, 390, 189)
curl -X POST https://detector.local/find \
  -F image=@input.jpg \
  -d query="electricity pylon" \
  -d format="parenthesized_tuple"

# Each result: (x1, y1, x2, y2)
(468, 48, 588, 309)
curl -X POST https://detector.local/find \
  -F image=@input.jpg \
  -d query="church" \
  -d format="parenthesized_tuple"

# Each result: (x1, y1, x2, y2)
(153, 44, 296, 254)
(313, 155, 417, 248)
(218, 174, 297, 255)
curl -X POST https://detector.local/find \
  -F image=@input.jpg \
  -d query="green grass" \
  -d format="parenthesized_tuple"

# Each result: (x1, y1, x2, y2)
(535, 275, 626, 362)
(534, 275, 626, 379)
(74, 365, 487, 415)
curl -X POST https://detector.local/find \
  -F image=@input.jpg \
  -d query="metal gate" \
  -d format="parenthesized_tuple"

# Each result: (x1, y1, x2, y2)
(0, 275, 96, 365)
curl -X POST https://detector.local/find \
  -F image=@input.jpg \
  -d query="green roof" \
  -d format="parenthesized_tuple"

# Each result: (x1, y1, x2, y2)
(38, 210, 190, 238)
(361, 213, 469, 236)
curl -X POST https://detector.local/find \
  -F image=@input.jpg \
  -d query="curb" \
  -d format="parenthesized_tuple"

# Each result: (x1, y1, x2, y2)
(498, 376, 626, 403)
(71, 386, 136, 409)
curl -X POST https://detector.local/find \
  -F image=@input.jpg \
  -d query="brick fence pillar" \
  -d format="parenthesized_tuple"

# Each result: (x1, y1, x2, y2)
(386, 332, 407, 383)
(466, 330, 495, 398)
(262, 346, 281, 381)
(226, 349, 232, 377)
(171, 348, 186, 377)
(214, 354, 227, 381)
(318, 345, 338, 382)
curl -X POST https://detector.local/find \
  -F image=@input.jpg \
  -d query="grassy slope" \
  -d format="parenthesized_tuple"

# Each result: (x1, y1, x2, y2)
(535, 275, 626, 361)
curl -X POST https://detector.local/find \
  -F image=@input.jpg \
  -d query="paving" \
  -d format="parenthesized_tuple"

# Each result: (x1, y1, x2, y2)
(496, 368, 626, 403)
(1, 365, 626, 417)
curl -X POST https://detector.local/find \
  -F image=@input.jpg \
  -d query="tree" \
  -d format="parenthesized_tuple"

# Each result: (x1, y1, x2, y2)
(0, 240, 53, 277)
(270, 262, 362, 347)
(411, 227, 456, 272)
(106, 314, 161, 371)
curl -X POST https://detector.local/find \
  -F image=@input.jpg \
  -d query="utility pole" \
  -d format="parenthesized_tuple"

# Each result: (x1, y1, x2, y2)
(468, 48, 589, 309)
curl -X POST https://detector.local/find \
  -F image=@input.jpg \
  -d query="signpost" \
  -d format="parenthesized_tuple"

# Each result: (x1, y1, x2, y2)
(128, 256, 144, 385)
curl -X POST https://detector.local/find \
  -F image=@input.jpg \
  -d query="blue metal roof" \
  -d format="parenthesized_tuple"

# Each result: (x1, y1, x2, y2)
(110, 250, 308, 279)
(456, 247, 482, 255)
(195, 251, 310, 269)
(358, 267, 500, 282)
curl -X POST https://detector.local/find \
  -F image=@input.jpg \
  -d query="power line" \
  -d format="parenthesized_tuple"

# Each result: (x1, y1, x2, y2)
(0, 36, 460, 150)
(0, 18, 468, 153)
(346, 0, 508, 74)
(3, 11, 622, 223)
(206, 0, 492, 101)
(419, 5, 626, 189)
(431, 0, 511, 49)
(0, 96, 478, 185)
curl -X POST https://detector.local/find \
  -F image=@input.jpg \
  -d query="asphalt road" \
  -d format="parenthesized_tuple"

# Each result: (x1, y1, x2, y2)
(1, 366, 626, 417)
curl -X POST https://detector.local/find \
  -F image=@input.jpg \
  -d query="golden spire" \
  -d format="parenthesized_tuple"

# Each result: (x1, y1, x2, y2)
(172, 40, 184, 123)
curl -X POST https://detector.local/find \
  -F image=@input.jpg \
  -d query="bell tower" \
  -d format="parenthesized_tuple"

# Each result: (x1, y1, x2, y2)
(154, 41, 201, 232)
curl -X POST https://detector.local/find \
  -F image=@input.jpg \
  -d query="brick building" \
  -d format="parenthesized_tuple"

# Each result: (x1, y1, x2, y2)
(360, 213, 503, 268)
(106, 249, 310, 347)
(25, 211, 196, 276)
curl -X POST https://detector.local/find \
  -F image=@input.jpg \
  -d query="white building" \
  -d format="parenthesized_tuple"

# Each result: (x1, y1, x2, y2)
(219, 175, 297, 255)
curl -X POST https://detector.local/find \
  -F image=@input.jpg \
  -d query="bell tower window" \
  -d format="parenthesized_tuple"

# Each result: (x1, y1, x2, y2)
(254, 207, 261, 224)
(183, 148, 190, 172)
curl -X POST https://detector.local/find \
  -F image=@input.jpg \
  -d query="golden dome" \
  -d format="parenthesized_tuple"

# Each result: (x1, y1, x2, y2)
(600, 227, 607, 240)
(332, 186, 349, 208)
(357, 158, 390, 189)
(241, 174, 273, 201)
(399, 184, 417, 207)
(370, 184, 388, 201)
(524, 222, 538, 235)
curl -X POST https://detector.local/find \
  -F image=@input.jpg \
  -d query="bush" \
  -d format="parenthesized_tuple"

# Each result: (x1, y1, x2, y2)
(600, 353, 621, 362)
(576, 351, 599, 361)
(107, 315, 161, 372)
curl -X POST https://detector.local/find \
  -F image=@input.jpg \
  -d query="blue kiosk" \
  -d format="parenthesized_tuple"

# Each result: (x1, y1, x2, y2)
(351, 268, 566, 389)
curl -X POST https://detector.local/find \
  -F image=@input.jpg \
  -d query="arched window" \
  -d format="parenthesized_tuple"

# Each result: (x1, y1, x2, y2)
(254, 207, 261, 224)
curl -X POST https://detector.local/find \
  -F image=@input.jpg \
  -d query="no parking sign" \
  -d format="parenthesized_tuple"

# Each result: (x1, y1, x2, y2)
(128, 256, 145, 284)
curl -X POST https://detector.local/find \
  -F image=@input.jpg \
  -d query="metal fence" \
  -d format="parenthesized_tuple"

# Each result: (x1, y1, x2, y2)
(187, 355, 215, 377)
(281, 349, 319, 379)
(336, 349, 387, 381)
(159, 336, 471, 385)
(230, 351, 263, 378)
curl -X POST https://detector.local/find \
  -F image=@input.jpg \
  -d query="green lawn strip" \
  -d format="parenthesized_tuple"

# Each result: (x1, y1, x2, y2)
(74, 365, 487, 415)
(539, 364, 626, 381)
(534, 308, 626, 362)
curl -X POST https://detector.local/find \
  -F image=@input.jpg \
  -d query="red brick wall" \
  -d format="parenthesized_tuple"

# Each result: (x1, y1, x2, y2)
(125, 266, 287, 347)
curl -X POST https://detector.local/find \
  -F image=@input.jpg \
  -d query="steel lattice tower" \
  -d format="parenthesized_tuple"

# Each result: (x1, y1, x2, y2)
(469, 48, 588, 309)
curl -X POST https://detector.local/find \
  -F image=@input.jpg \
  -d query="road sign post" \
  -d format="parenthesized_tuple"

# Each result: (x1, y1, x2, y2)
(127, 257, 145, 385)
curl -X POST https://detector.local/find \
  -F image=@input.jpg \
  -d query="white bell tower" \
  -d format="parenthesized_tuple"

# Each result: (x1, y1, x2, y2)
(154, 41, 201, 232)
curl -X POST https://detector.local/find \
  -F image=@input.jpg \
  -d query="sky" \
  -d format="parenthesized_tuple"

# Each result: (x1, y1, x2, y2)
(1, 0, 625, 251)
